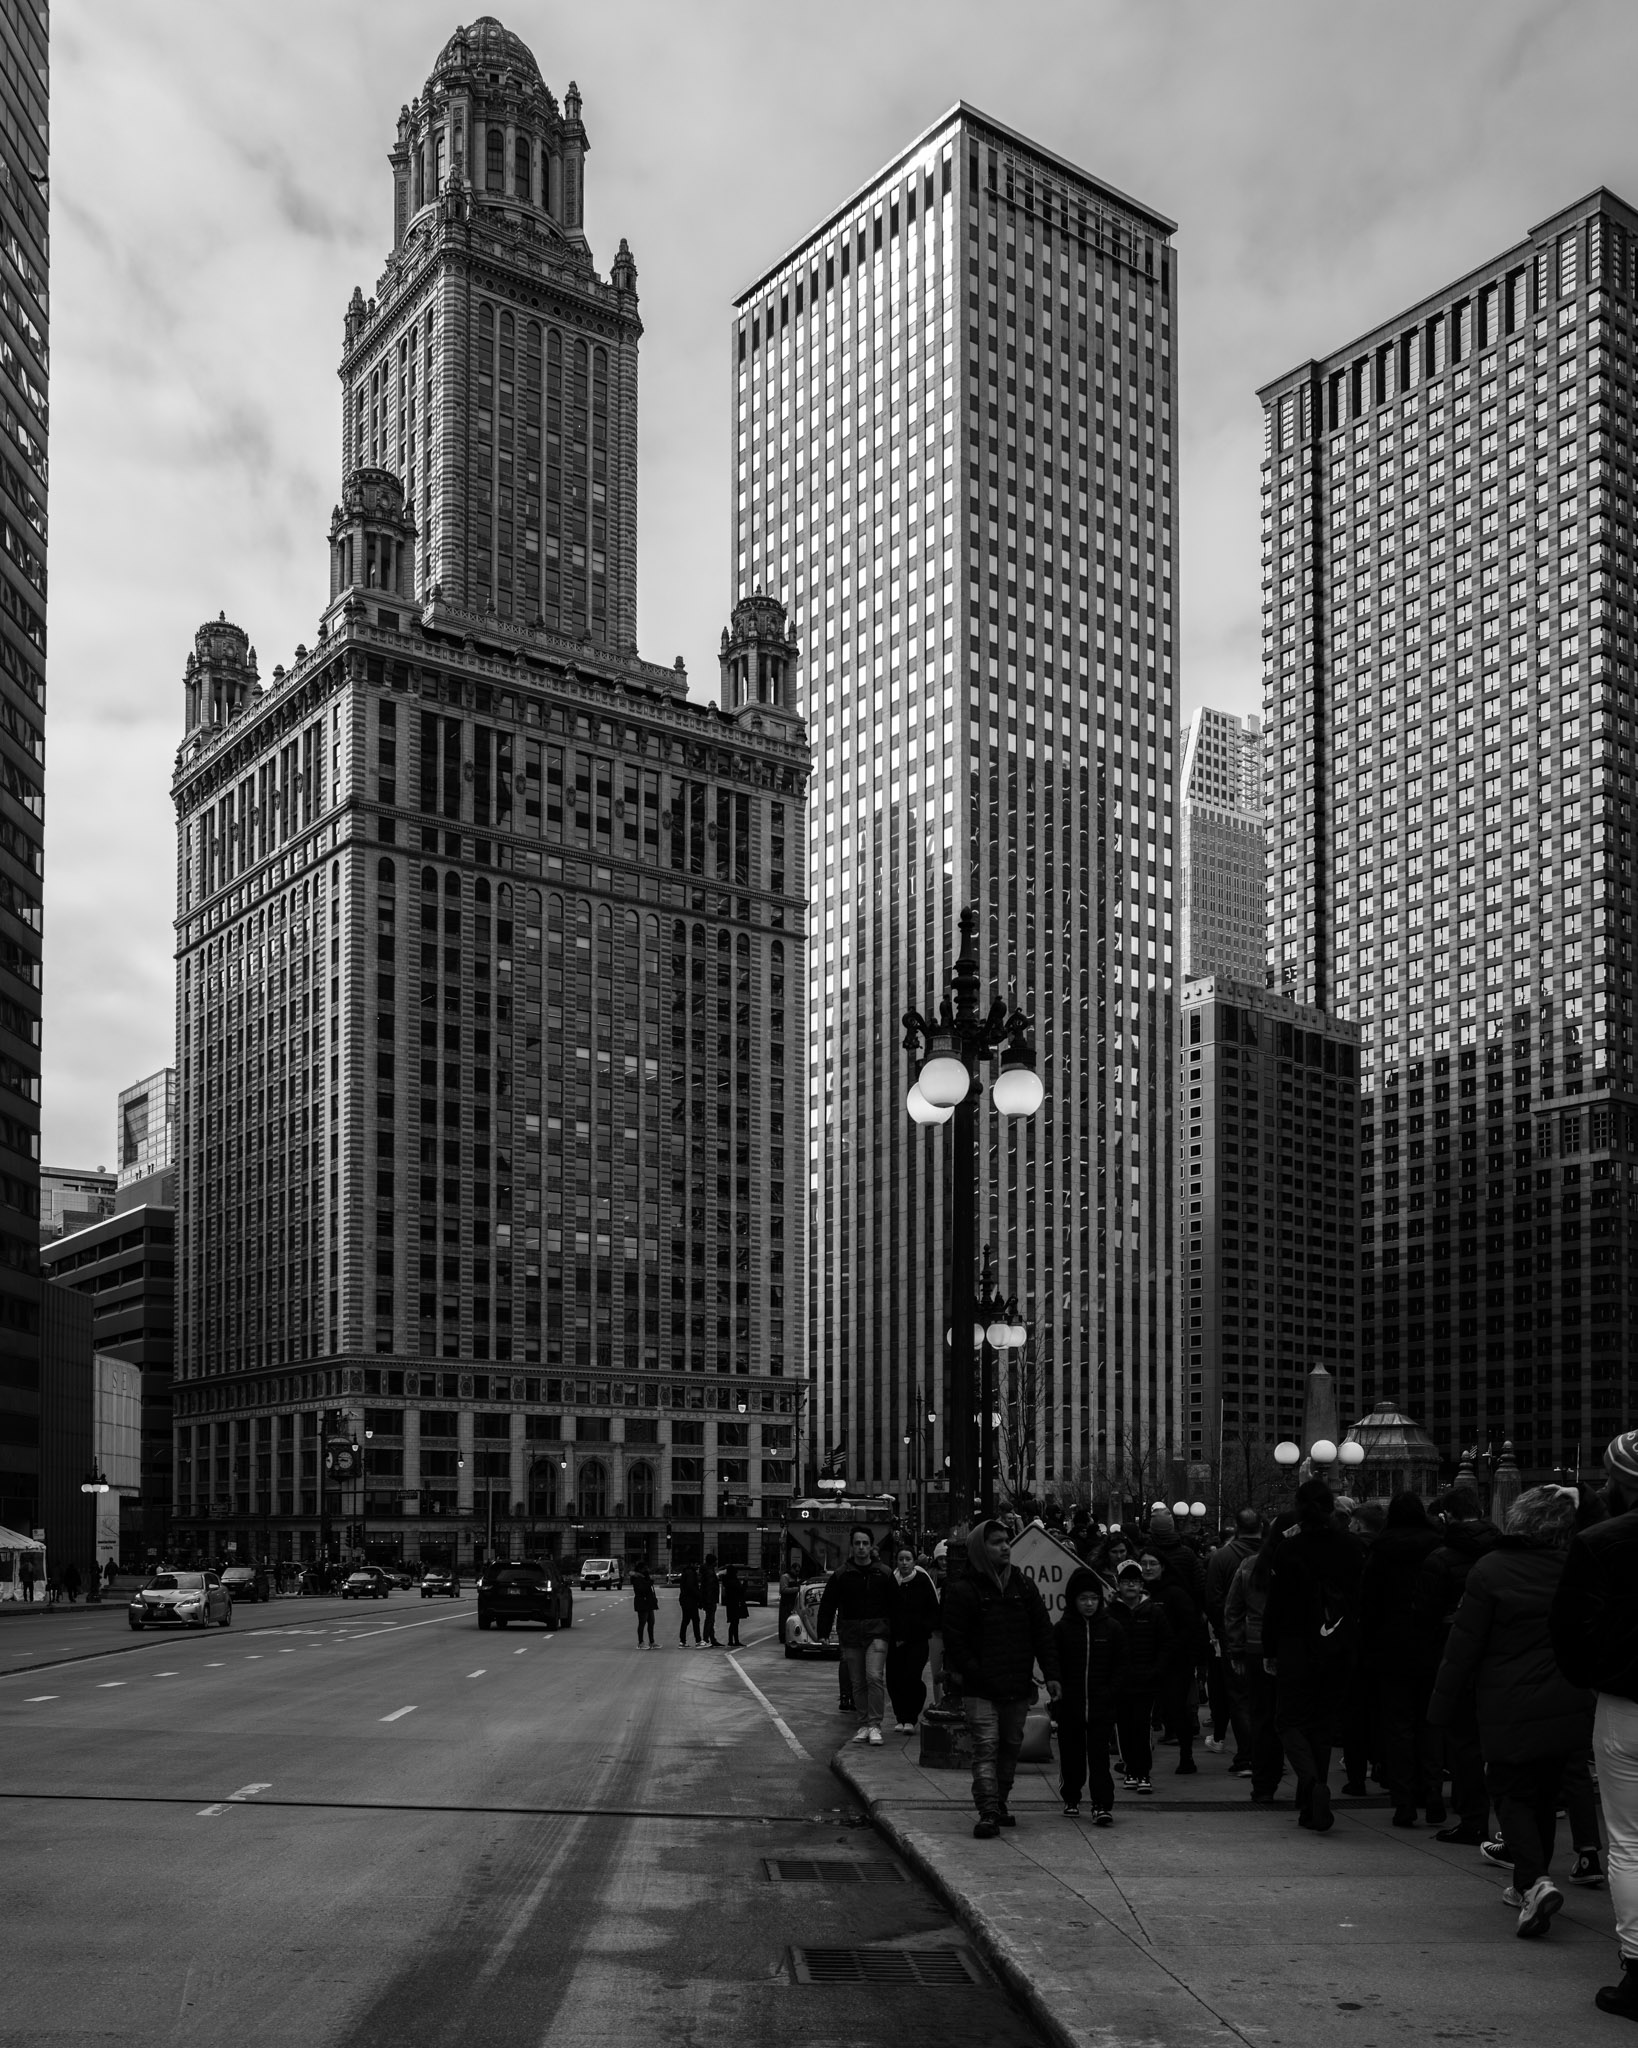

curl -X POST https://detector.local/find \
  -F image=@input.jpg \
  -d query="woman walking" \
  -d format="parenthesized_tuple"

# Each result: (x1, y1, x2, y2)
(631, 1564, 657, 1648)
(1359, 1492, 1444, 1827)
(1428, 1485, 1595, 1938)
(723, 1564, 749, 1648)
(677, 1561, 702, 1647)
(1225, 1511, 1293, 1802)
(885, 1543, 940, 1731)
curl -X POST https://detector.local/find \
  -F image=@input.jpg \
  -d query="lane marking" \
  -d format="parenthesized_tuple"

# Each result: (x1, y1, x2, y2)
(724, 1652, 811, 1762)
(326, 1611, 469, 1644)
(23, 1695, 55, 1702)
(467, 1670, 486, 1679)
(228, 1782, 271, 1802)
(280, 1648, 295, 1654)
(245, 1655, 262, 1661)
(154, 1672, 179, 1678)
(197, 1804, 226, 1817)
(205, 1663, 223, 1668)
(380, 1705, 417, 1722)
(514, 1647, 528, 1656)
(97, 1682, 127, 1689)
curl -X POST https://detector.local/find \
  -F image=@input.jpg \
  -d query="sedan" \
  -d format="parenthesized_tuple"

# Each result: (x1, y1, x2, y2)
(341, 1567, 391, 1600)
(129, 1571, 232, 1631)
(220, 1565, 270, 1603)
(476, 1561, 573, 1631)
(420, 1569, 460, 1599)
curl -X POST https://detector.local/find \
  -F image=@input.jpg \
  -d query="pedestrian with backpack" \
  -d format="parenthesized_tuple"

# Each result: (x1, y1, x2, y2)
(1261, 1478, 1365, 1833)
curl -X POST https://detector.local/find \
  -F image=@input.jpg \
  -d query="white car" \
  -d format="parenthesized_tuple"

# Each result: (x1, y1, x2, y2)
(128, 1570, 232, 1630)
(576, 1558, 624, 1591)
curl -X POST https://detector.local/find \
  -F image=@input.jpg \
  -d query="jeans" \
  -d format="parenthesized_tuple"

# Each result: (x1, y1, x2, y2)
(839, 1636, 887, 1731)
(963, 1695, 1029, 1818)
(678, 1605, 700, 1645)
(637, 1610, 654, 1644)
(886, 1637, 930, 1725)
(1059, 1716, 1115, 1809)
(1114, 1693, 1153, 1781)
(1596, 1693, 1638, 1961)
(1486, 1752, 1565, 1893)
(701, 1601, 720, 1645)
(1223, 1658, 1255, 1764)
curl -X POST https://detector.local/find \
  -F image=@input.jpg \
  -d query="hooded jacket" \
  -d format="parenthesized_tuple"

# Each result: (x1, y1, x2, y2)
(1550, 1505, 1638, 1703)
(1222, 1550, 1270, 1660)
(1359, 1523, 1445, 1680)
(1261, 1522, 1365, 1666)
(939, 1527, 1060, 1702)
(1428, 1537, 1596, 1762)
(1111, 1583, 1174, 1694)
(1051, 1568, 1127, 1724)
(890, 1564, 942, 1641)
(631, 1568, 658, 1614)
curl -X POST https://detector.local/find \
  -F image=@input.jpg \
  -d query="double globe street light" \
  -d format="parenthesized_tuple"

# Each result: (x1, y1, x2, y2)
(904, 905, 1042, 1526)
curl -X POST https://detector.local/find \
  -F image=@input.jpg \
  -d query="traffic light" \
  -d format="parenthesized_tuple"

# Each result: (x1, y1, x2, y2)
(664, 1520, 673, 1544)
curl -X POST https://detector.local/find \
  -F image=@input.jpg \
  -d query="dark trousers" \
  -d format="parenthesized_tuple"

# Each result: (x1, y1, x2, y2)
(1340, 1664, 1375, 1789)
(1274, 1649, 1343, 1813)
(1060, 1716, 1116, 1809)
(1115, 1691, 1154, 1780)
(678, 1604, 700, 1644)
(886, 1637, 929, 1725)
(637, 1609, 654, 1644)
(727, 1612, 742, 1647)
(1157, 1669, 1196, 1757)
(1375, 1670, 1435, 1810)
(1206, 1653, 1232, 1743)
(1488, 1751, 1567, 1892)
(701, 1601, 719, 1644)
(1244, 1658, 1285, 1795)
(1224, 1659, 1255, 1766)
(1430, 1709, 1489, 1831)
(1561, 1750, 1603, 1852)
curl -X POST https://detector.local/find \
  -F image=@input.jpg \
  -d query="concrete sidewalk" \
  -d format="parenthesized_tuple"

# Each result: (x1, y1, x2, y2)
(834, 1730, 1620, 2048)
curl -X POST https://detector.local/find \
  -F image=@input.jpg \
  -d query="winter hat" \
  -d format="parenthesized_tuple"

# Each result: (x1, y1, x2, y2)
(1148, 1507, 1176, 1538)
(932, 1540, 948, 1561)
(1606, 1429, 1638, 1486)
(1116, 1559, 1144, 1581)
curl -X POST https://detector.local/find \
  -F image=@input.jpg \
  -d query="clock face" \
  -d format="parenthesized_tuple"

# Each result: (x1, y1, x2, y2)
(325, 1444, 358, 1478)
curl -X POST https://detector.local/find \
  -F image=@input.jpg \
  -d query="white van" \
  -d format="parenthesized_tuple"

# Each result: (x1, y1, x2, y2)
(577, 1557, 624, 1591)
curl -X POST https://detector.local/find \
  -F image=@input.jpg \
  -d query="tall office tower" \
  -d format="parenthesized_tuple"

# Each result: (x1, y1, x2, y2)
(0, 0, 46, 1534)
(734, 110, 1178, 1514)
(1180, 976, 1359, 1489)
(169, 20, 809, 1576)
(1258, 191, 1638, 1480)
(118, 1068, 176, 1193)
(1179, 707, 1265, 982)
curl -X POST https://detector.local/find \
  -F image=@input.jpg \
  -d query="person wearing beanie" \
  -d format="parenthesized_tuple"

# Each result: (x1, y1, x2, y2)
(1052, 1568, 1127, 1821)
(1112, 1557, 1174, 1794)
(1550, 1431, 1638, 2018)
(939, 1520, 1061, 1837)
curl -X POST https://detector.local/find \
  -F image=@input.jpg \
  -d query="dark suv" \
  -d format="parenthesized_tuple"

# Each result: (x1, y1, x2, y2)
(476, 1560, 574, 1631)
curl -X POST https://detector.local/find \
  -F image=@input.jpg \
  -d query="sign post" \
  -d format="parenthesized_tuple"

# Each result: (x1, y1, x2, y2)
(1006, 1520, 1086, 1627)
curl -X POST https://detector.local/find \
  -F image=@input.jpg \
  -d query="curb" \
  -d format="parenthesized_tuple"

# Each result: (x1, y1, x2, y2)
(833, 1746, 1089, 2048)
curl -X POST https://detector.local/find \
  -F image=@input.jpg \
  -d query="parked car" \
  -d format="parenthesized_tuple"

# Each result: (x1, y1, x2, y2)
(783, 1576, 839, 1660)
(477, 1560, 574, 1631)
(129, 1570, 233, 1631)
(341, 1566, 392, 1600)
(738, 1567, 770, 1607)
(420, 1568, 460, 1599)
(220, 1565, 270, 1603)
(576, 1557, 624, 1592)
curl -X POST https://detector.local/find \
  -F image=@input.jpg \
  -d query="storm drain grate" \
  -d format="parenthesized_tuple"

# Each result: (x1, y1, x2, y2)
(788, 1946, 983, 1986)
(764, 1858, 908, 1884)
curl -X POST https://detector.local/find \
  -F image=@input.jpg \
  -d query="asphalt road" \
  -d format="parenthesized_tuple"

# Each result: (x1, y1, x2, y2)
(0, 1589, 1045, 2048)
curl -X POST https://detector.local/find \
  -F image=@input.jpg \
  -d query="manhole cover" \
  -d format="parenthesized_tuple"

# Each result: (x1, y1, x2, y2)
(764, 1859, 907, 1883)
(789, 1946, 982, 1986)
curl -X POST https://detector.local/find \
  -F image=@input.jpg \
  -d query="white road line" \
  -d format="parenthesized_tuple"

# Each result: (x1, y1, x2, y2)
(329, 1611, 469, 1644)
(154, 1671, 178, 1678)
(97, 1682, 127, 1689)
(280, 1648, 295, 1654)
(514, 1647, 528, 1655)
(197, 1804, 226, 1817)
(23, 1695, 55, 1702)
(724, 1652, 811, 1761)
(380, 1705, 417, 1722)
(228, 1782, 271, 1802)
(245, 1655, 262, 1661)
(205, 1663, 223, 1668)
(467, 1670, 486, 1678)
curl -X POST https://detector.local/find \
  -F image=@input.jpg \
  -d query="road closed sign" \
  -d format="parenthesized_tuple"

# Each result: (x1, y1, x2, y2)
(1008, 1522, 1086, 1624)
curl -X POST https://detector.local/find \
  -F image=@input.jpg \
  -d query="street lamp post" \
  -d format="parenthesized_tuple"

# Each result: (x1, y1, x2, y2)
(977, 1249, 1027, 1520)
(903, 905, 1041, 1530)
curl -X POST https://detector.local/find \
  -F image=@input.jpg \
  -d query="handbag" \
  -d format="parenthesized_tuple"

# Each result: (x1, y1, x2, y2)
(1018, 1703, 1055, 1763)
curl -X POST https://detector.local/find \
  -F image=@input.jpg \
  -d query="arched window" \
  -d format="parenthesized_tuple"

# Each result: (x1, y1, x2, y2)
(377, 857, 396, 886)
(444, 871, 462, 897)
(514, 134, 532, 202)
(529, 1460, 558, 1517)
(625, 1462, 655, 1518)
(576, 1460, 607, 1518)
(475, 877, 491, 906)
(485, 126, 504, 192)
(421, 865, 439, 893)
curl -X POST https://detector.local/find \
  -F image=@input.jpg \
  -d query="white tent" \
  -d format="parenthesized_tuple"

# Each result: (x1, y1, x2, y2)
(0, 1522, 45, 1601)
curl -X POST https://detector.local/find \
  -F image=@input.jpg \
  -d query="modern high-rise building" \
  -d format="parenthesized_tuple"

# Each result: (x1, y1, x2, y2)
(1257, 189, 1638, 1478)
(1179, 706, 1265, 983)
(733, 109, 1179, 1513)
(168, 19, 809, 1574)
(117, 1068, 175, 1193)
(0, 0, 47, 1537)
(1180, 975, 1359, 1491)
(38, 1165, 114, 1243)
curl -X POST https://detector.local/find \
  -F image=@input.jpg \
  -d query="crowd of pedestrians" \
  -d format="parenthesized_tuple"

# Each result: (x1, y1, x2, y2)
(777, 1427, 1638, 2027)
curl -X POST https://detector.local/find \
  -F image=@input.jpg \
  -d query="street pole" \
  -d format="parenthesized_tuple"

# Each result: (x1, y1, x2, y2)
(949, 1080, 977, 1528)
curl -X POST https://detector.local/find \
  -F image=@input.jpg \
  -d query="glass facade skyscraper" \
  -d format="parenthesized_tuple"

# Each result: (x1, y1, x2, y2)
(1258, 189, 1638, 1476)
(733, 107, 1179, 1513)
(1179, 706, 1265, 984)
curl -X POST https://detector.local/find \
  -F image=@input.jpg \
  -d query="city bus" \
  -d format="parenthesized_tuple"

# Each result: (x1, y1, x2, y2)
(778, 1493, 899, 1658)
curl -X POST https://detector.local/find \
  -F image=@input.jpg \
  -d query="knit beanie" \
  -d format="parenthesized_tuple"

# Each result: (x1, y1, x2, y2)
(1148, 1508, 1176, 1539)
(1606, 1429, 1638, 1486)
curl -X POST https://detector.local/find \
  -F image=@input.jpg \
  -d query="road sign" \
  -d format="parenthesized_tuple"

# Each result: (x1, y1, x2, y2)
(1007, 1521, 1086, 1626)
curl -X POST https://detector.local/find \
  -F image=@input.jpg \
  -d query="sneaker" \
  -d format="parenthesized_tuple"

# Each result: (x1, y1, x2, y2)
(866, 1727, 884, 1747)
(1233, 1767, 1255, 1779)
(1132, 1777, 1153, 1795)
(973, 1815, 1000, 1839)
(1122, 1775, 1138, 1790)
(1480, 1837, 1510, 1867)
(1392, 1806, 1419, 1828)
(851, 1727, 873, 1744)
(1500, 1886, 1524, 1909)
(1203, 1737, 1224, 1753)
(1062, 1802, 1081, 1818)
(1250, 1791, 1277, 1805)
(1515, 1877, 1563, 1938)
(1092, 1808, 1114, 1827)
(1569, 1849, 1605, 1888)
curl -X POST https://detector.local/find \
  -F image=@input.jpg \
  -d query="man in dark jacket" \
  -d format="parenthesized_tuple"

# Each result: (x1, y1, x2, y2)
(1414, 1488, 1502, 1843)
(1550, 1431, 1638, 2019)
(699, 1555, 721, 1647)
(1206, 1510, 1262, 1771)
(940, 1520, 1061, 1836)
(817, 1528, 897, 1745)
(1359, 1493, 1444, 1827)
(1052, 1567, 1127, 1820)
(1262, 1478, 1365, 1833)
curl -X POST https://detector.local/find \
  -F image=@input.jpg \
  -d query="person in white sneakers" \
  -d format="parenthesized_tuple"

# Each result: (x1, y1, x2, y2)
(1551, 1431, 1638, 2021)
(1428, 1485, 1594, 1941)
(817, 1527, 897, 1747)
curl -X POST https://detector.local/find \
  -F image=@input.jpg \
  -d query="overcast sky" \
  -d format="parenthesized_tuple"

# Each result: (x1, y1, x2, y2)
(40, 0, 1638, 1163)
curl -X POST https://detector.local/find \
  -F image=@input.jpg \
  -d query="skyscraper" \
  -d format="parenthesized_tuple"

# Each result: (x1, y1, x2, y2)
(169, 19, 809, 1575)
(733, 109, 1179, 1514)
(0, 0, 46, 1537)
(1179, 706, 1265, 983)
(1258, 189, 1638, 1477)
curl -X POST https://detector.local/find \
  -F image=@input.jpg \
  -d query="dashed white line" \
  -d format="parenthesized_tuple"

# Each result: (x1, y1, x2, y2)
(23, 1694, 55, 1702)
(98, 1682, 127, 1690)
(380, 1705, 417, 1722)
(467, 1669, 486, 1678)
(154, 1671, 179, 1678)
(514, 1647, 528, 1655)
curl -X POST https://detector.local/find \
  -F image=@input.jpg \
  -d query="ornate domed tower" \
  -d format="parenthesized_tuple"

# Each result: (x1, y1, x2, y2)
(182, 612, 258, 736)
(340, 17, 642, 649)
(719, 592, 802, 729)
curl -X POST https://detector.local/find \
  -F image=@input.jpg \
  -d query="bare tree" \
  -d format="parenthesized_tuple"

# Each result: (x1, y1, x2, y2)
(1217, 1428, 1293, 1520)
(995, 1342, 1043, 1511)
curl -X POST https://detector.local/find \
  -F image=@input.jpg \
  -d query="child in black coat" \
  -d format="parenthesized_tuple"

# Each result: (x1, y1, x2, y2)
(1113, 1558, 1175, 1793)
(1051, 1567, 1128, 1821)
